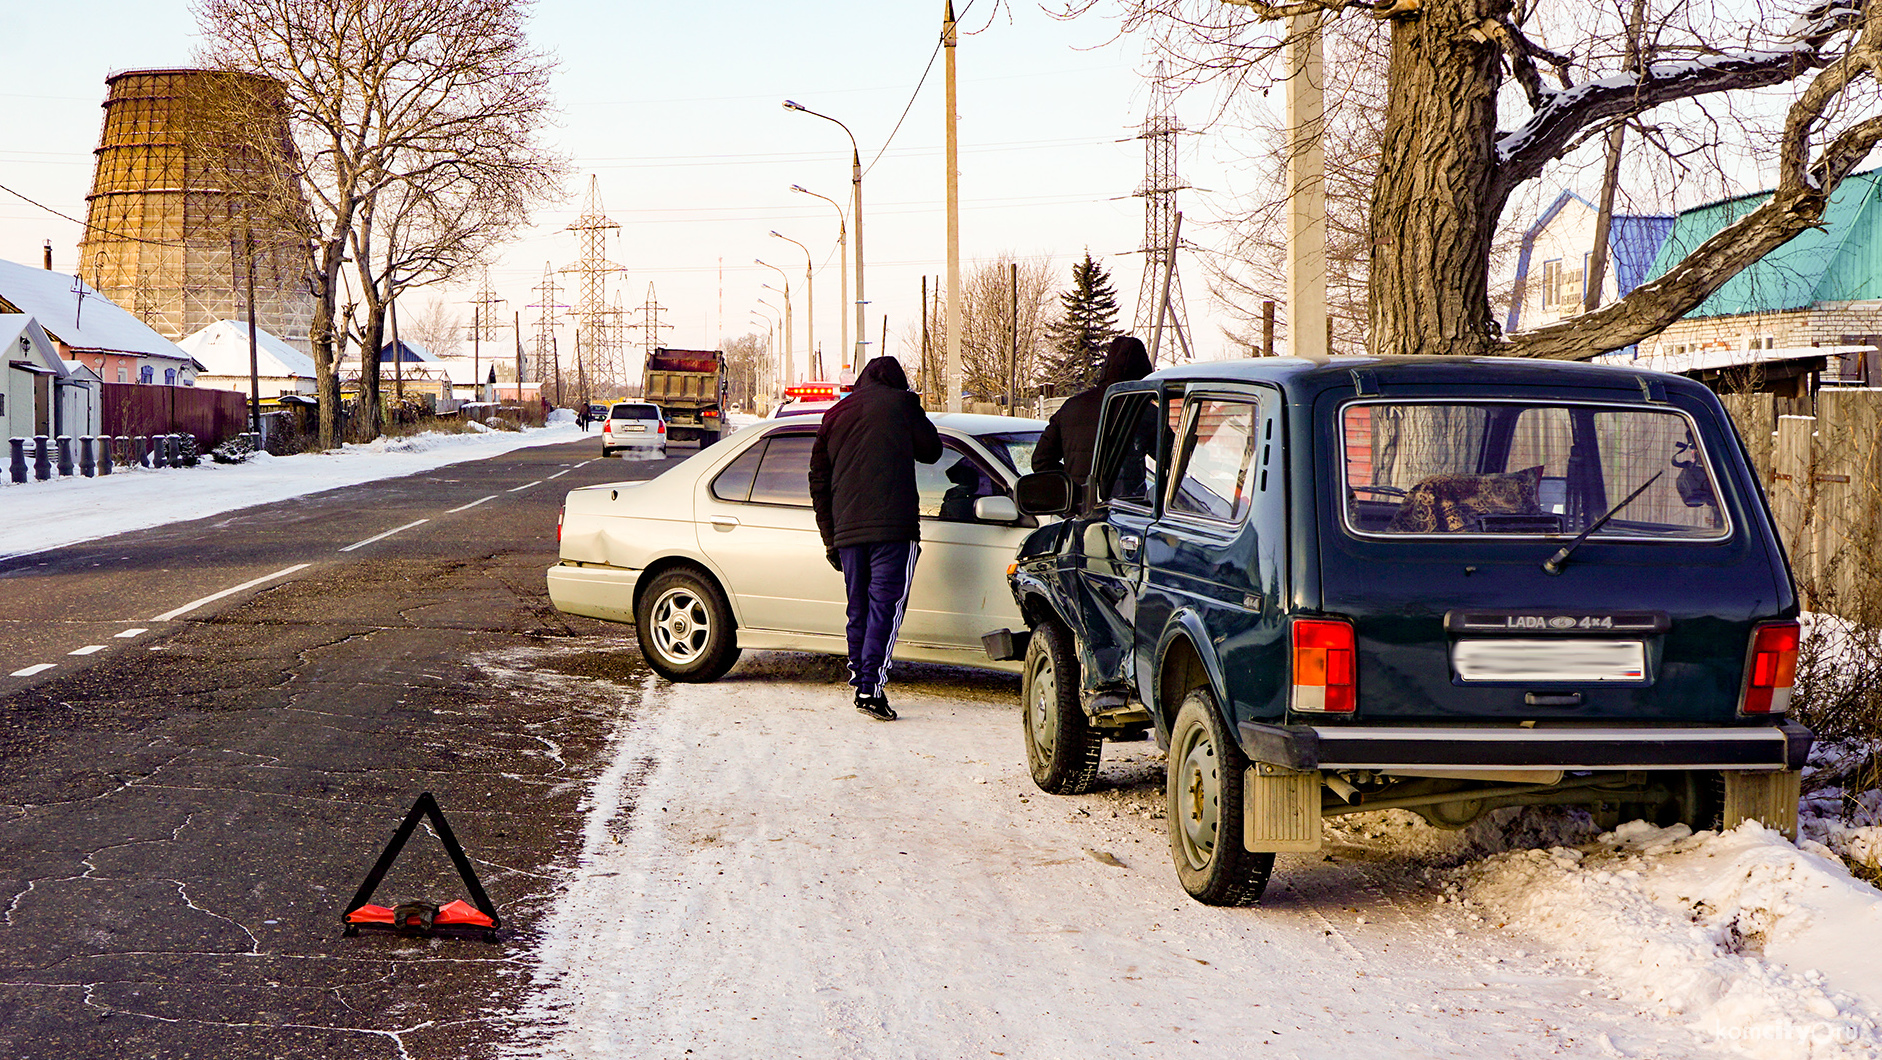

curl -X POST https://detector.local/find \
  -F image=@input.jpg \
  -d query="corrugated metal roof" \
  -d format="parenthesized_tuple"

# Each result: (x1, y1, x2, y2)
(1642, 169, 1882, 318)
(1609, 214, 1677, 295)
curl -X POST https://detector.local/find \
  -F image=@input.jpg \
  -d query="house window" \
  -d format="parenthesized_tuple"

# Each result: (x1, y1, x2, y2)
(164, 368, 176, 386)
(117, 366, 127, 383)
(139, 365, 154, 384)
(1541, 260, 1562, 308)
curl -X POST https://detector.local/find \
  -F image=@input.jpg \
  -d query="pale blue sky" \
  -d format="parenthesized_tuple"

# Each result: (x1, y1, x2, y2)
(1, 1, 1244, 370)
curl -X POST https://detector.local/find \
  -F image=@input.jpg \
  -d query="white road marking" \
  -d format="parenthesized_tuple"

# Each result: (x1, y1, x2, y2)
(115, 628, 147, 638)
(572, 460, 592, 468)
(68, 645, 105, 656)
(150, 563, 312, 622)
(547, 469, 571, 479)
(447, 495, 499, 514)
(9, 664, 55, 678)
(508, 480, 542, 492)
(339, 519, 429, 552)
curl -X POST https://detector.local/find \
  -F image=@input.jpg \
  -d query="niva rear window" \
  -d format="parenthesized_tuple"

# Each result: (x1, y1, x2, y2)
(1341, 402, 1728, 540)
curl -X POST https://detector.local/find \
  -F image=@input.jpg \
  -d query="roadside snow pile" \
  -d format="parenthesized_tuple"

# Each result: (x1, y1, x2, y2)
(1463, 820, 1882, 1058)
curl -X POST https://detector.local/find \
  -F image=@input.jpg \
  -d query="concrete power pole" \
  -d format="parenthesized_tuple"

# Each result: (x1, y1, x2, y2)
(1285, 15, 1328, 359)
(943, 1, 962, 412)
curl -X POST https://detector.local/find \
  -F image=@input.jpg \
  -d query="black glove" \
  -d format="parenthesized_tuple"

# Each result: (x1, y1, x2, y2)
(826, 548, 842, 572)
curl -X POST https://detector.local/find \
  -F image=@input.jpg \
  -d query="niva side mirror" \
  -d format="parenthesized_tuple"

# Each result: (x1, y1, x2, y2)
(1014, 471, 1075, 517)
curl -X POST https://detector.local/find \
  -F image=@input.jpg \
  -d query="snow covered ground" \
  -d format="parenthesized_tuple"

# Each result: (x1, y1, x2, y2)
(0, 417, 588, 560)
(490, 650, 1882, 1060)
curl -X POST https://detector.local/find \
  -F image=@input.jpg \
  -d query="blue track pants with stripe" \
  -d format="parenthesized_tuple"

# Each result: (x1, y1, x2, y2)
(838, 540, 920, 695)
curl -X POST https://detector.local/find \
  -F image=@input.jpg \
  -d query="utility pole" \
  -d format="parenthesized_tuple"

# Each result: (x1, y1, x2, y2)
(565, 176, 626, 393)
(943, 0, 962, 412)
(1285, 14, 1328, 358)
(1008, 261, 1019, 415)
(1134, 61, 1194, 360)
(469, 275, 507, 403)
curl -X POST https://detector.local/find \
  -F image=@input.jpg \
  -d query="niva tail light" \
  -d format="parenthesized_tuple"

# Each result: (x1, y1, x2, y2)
(1740, 621, 1800, 714)
(1292, 618, 1356, 713)
(657, 421, 666, 434)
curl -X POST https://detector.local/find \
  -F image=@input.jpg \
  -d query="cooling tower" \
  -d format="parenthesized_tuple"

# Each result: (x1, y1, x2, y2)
(78, 68, 313, 351)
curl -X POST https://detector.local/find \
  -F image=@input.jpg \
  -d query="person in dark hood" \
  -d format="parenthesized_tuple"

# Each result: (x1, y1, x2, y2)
(809, 356, 943, 720)
(1032, 335, 1153, 495)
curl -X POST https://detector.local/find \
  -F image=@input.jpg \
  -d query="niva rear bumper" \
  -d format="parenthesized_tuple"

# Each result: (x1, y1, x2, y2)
(1238, 719, 1812, 774)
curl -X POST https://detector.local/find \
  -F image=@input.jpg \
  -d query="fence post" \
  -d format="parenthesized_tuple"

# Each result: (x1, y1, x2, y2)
(8, 438, 24, 484)
(56, 435, 73, 477)
(151, 434, 167, 469)
(79, 436, 95, 477)
(133, 435, 148, 468)
(98, 434, 113, 476)
(32, 435, 50, 481)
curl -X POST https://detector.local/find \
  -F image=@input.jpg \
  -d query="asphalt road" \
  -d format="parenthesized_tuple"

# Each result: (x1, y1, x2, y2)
(0, 434, 683, 1059)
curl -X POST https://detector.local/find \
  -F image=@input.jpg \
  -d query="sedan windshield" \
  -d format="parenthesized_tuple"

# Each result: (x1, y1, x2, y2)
(974, 431, 1042, 474)
(1341, 402, 1727, 539)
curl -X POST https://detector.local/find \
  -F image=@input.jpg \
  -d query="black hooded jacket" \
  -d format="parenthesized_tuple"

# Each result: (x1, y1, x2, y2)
(1031, 335, 1153, 487)
(809, 357, 943, 549)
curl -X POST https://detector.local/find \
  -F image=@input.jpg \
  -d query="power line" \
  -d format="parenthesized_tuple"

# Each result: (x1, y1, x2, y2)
(0, 178, 190, 248)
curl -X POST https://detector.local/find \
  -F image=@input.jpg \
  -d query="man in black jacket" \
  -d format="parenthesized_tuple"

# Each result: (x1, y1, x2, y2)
(1031, 334, 1152, 500)
(808, 356, 942, 720)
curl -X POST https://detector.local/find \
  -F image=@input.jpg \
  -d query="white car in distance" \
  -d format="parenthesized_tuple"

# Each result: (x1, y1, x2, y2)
(601, 401, 667, 457)
(549, 413, 1046, 682)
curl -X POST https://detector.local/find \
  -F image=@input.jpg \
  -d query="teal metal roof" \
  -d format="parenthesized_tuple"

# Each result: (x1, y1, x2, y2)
(1643, 169, 1882, 318)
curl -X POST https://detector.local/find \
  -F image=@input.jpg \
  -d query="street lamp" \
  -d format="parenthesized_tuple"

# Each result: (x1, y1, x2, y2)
(784, 100, 865, 369)
(757, 259, 793, 385)
(749, 310, 777, 404)
(771, 230, 815, 379)
(790, 184, 847, 378)
(756, 295, 785, 392)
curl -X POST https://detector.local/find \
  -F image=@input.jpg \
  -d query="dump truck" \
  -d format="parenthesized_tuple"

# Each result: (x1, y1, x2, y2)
(642, 347, 727, 446)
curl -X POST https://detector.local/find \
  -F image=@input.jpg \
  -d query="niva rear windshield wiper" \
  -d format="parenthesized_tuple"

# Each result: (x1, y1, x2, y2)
(1542, 470, 1664, 576)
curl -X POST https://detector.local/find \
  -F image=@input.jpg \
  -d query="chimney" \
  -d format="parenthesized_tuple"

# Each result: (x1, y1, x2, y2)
(43, 239, 52, 270)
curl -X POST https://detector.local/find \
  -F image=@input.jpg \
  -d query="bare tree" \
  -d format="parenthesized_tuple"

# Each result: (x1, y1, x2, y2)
(195, 0, 564, 446)
(1070, 0, 1882, 359)
(399, 298, 463, 357)
(723, 332, 769, 413)
(917, 255, 1059, 408)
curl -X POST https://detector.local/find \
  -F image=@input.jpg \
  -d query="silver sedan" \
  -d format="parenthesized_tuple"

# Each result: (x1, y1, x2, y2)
(548, 413, 1046, 682)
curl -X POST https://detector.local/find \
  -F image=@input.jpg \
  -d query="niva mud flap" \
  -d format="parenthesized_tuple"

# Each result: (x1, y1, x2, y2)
(1244, 764, 1322, 853)
(1723, 769, 1803, 840)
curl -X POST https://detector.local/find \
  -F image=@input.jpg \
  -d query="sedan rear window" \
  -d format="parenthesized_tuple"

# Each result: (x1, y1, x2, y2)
(1341, 402, 1727, 539)
(611, 403, 659, 420)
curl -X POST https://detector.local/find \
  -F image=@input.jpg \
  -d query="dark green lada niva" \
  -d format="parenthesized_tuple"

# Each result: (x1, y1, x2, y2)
(988, 355, 1808, 906)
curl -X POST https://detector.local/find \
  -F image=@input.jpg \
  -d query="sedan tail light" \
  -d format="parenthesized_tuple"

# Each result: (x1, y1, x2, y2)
(1292, 618, 1356, 713)
(556, 506, 564, 543)
(1740, 621, 1800, 714)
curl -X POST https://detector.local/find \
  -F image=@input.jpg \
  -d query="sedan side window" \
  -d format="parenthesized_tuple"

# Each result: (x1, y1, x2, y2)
(916, 443, 1005, 521)
(747, 434, 815, 506)
(710, 440, 765, 502)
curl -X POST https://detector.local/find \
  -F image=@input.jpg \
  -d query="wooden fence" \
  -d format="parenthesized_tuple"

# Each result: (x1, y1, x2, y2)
(101, 383, 249, 447)
(1723, 388, 1882, 621)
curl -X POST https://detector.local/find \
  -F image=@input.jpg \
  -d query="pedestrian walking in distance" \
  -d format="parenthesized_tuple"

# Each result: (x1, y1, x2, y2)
(809, 356, 942, 720)
(1032, 334, 1152, 502)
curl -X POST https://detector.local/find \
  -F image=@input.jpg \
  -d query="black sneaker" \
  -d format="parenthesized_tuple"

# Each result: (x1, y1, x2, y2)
(854, 692, 896, 721)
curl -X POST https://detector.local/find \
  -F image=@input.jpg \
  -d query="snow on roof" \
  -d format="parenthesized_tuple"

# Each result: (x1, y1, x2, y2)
(0, 314, 70, 376)
(425, 355, 502, 386)
(0, 258, 192, 361)
(177, 319, 318, 378)
(1596, 343, 1873, 375)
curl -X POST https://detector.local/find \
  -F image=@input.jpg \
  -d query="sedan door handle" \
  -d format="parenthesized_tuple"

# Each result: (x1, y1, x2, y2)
(709, 516, 740, 529)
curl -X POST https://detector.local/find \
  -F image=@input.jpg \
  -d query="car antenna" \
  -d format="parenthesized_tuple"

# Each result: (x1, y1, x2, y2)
(1542, 471, 1664, 576)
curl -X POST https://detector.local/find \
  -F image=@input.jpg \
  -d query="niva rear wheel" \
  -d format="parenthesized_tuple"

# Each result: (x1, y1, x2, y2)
(1167, 687, 1274, 906)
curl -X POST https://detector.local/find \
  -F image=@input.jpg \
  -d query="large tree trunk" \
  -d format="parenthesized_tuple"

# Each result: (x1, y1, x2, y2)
(1367, 0, 1505, 357)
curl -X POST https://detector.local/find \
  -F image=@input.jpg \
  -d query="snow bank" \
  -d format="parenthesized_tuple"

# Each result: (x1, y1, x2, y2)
(0, 421, 582, 559)
(1464, 821, 1882, 1058)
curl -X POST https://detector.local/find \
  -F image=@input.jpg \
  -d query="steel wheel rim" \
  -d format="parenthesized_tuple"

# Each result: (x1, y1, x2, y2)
(648, 586, 710, 665)
(1028, 650, 1057, 761)
(1174, 726, 1220, 870)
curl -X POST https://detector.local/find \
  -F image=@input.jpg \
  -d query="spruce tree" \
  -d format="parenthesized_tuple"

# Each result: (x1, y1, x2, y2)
(1042, 250, 1121, 394)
